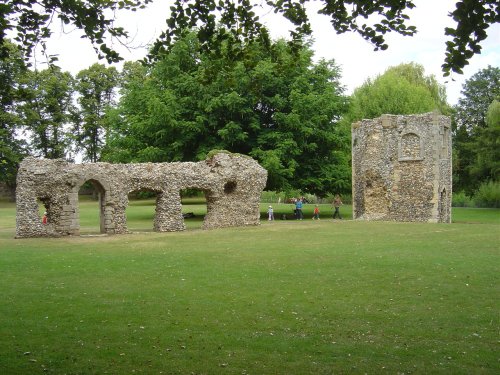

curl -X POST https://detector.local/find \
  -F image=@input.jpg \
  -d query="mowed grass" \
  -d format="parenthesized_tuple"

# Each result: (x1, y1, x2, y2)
(0, 199, 499, 374)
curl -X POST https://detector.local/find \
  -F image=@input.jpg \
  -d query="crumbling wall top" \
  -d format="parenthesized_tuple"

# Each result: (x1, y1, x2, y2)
(16, 152, 267, 238)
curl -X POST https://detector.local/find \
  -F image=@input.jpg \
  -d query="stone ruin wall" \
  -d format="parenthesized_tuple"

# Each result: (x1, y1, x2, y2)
(15, 152, 267, 238)
(352, 112, 452, 223)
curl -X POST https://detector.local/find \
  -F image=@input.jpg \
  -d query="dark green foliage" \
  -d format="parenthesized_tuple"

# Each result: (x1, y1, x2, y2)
(158, 1, 498, 75)
(454, 66, 500, 132)
(1, 1, 496, 76)
(453, 66, 500, 193)
(442, 0, 499, 75)
(18, 66, 75, 159)
(74, 64, 119, 163)
(451, 191, 473, 207)
(473, 180, 500, 208)
(0, 40, 27, 186)
(470, 100, 500, 183)
(105, 34, 349, 196)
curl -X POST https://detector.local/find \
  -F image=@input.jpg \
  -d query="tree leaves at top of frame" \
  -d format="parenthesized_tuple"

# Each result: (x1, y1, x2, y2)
(0, 0, 153, 65)
(442, 0, 499, 76)
(1, 1, 498, 75)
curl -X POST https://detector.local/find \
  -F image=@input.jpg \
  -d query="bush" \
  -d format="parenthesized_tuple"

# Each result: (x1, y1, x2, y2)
(323, 193, 352, 205)
(302, 193, 318, 204)
(261, 191, 287, 203)
(473, 181, 500, 208)
(181, 189, 205, 198)
(261, 191, 353, 205)
(452, 191, 473, 207)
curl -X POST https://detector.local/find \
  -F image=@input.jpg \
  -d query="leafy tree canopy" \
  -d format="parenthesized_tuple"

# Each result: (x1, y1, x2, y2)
(74, 63, 120, 163)
(0, 40, 27, 186)
(453, 66, 500, 193)
(454, 65, 500, 133)
(1, 1, 498, 75)
(18, 66, 75, 159)
(104, 32, 350, 195)
(470, 100, 500, 182)
(345, 62, 450, 124)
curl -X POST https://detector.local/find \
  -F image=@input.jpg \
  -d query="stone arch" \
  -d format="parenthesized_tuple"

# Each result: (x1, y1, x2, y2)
(37, 196, 51, 221)
(33, 195, 54, 234)
(398, 132, 423, 161)
(15, 152, 268, 238)
(72, 177, 110, 235)
(71, 176, 109, 234)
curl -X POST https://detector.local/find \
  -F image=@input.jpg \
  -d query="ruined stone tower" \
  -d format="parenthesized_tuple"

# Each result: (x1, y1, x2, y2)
(352, 112, 452, 223)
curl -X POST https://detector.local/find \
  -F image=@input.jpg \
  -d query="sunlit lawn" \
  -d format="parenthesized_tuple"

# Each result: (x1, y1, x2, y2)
(78, 196, 500, 234)
(0, 199, 498, 374)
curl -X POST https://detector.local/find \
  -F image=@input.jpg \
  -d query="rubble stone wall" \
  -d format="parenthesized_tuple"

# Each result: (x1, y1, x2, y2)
(352, 113, 452, 223)
(16, 152, 267, 238)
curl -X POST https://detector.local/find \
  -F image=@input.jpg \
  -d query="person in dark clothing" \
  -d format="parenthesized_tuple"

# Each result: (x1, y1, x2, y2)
(332, 195, 342, 219)
(295, 198, 303, 220)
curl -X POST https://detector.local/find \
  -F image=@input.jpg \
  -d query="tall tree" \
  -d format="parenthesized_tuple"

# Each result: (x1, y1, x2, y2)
(1, 1, 498, 75)
(0, 40, 27, 187)
(74, 63, 119, 163)
(453, 66, 500, 193)
(471, 100, 500, 183)
(345, 62, 450, 124)
(105, 33, 349, 195)
(19, 67, 75, 159)
(454, 66, 500, 132)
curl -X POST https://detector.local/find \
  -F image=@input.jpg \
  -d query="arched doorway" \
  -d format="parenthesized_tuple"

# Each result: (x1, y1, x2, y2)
(78, 179, 106, 234)
(37, 197, 51, 227)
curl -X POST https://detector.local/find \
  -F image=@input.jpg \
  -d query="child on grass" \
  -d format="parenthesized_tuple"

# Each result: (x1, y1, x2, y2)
(312, 205, 320, 220)
(268, 205, 274, 221)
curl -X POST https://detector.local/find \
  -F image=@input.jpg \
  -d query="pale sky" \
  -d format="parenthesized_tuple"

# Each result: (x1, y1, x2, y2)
(41, 0, 499, 105)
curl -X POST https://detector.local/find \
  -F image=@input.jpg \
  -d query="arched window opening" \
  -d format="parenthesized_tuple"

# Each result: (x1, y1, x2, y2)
(37, 197, 50, 225)
(78, 179, 105, 235)
(181, 188, 207, 230)
(399, 132, 423, 161)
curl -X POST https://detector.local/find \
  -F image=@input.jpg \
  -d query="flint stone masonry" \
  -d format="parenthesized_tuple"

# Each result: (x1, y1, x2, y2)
(16, 152, 267, 238)
(352, 112, 452, 223)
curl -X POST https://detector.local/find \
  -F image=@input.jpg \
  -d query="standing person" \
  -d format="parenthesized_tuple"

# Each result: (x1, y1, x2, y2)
(267, 205, 274, 221)
(333, 195, 342, 219)
(295, 198, 303, 220)
(313, 205, 320, 220)
(42, 211, 48, 225)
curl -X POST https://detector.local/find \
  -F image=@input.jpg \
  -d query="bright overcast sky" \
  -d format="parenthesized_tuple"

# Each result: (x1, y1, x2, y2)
(41, 0, 499, 105)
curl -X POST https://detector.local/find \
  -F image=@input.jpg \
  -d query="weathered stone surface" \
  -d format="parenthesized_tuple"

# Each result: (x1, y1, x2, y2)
(352, 113, 452, 223)
(16, 152, 267, 238)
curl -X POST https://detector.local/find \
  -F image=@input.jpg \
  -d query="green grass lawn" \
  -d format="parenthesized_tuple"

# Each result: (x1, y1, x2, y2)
(0, 199, 499, 374)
